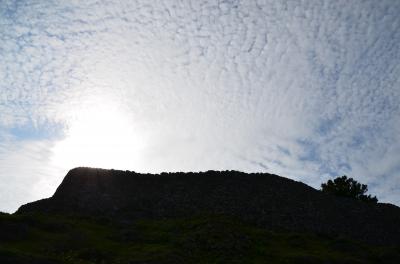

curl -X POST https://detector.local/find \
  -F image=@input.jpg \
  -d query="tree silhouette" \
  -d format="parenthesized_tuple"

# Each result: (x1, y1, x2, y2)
(321, 176, 378, 203)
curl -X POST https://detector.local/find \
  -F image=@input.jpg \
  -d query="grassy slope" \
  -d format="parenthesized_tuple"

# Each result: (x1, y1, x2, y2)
(1, 212, 399, 264)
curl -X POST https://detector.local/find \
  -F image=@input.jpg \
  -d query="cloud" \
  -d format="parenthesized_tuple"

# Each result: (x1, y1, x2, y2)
(0, 132, 65, 213)
(0, 0, 399, 211)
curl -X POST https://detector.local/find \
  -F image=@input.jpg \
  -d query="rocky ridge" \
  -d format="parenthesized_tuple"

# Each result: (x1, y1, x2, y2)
(17, 167, 400, 246)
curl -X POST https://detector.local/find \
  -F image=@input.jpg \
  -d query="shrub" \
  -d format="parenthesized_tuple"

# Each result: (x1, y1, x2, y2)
(321, 176, 378, 203)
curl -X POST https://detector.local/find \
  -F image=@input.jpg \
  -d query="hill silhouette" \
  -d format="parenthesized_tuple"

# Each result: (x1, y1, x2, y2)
(17, 167, 400, 246)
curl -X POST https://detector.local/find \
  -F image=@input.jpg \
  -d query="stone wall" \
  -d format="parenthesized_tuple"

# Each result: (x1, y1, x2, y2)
(18, 167, 400, 246)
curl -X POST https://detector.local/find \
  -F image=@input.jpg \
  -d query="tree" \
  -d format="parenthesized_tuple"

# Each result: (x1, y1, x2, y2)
(321, 175, 378, 203)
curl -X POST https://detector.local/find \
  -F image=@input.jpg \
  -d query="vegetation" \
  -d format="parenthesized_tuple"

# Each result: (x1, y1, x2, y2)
(1, 212, 399, 263)
(321, 176, 378, 203)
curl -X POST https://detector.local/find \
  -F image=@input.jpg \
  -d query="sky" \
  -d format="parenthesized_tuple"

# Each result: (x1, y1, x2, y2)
(1, 0, 399, 213)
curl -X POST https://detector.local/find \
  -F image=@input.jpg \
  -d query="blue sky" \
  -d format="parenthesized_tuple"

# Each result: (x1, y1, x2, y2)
(1, 0, 400, 212)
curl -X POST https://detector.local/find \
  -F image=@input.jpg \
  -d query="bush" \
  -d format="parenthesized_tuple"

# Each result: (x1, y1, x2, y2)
(321, 176, 378, 203)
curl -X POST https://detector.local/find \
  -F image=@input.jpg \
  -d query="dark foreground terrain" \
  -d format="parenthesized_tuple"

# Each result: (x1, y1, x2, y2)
(1, 167, 400, 263)
(1, 212, 400, 264)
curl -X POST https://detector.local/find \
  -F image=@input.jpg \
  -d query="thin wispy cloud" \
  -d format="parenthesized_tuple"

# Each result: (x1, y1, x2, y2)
(0, 0, 399, 212)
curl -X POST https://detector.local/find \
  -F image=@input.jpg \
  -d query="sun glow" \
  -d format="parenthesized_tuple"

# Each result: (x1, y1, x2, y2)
(51, 96, 146, 171)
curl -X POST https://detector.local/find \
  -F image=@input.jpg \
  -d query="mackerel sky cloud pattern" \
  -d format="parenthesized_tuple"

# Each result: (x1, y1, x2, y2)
(0, 0, 399, 212)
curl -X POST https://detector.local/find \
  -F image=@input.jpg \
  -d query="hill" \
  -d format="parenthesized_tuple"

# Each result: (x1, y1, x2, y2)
(1, 167, 399, 263)
(17, 167, 400, 245)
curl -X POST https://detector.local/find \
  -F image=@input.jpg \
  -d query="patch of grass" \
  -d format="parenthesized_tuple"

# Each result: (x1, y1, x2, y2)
(1, 212, 399, 263)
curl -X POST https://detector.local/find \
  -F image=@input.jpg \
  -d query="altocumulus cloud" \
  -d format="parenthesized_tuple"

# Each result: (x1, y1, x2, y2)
(0, 0, 399, 212)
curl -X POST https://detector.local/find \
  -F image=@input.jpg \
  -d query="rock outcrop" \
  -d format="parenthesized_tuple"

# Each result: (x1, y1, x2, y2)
(17, 167, 400, 246)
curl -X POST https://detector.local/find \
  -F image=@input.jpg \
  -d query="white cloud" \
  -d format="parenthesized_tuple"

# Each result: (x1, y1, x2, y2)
(0, 0, 399, 212)
(0, 134, 65, 213)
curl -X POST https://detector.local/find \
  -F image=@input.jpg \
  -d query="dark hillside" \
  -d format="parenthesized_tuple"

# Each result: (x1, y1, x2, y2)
(2, 212, 400, 264)
(17, 167, 400, 246)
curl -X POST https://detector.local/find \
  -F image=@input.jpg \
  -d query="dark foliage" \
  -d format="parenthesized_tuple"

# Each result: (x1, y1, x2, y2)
(1, 213, 400, 264)
(321, 176, 378, 203)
